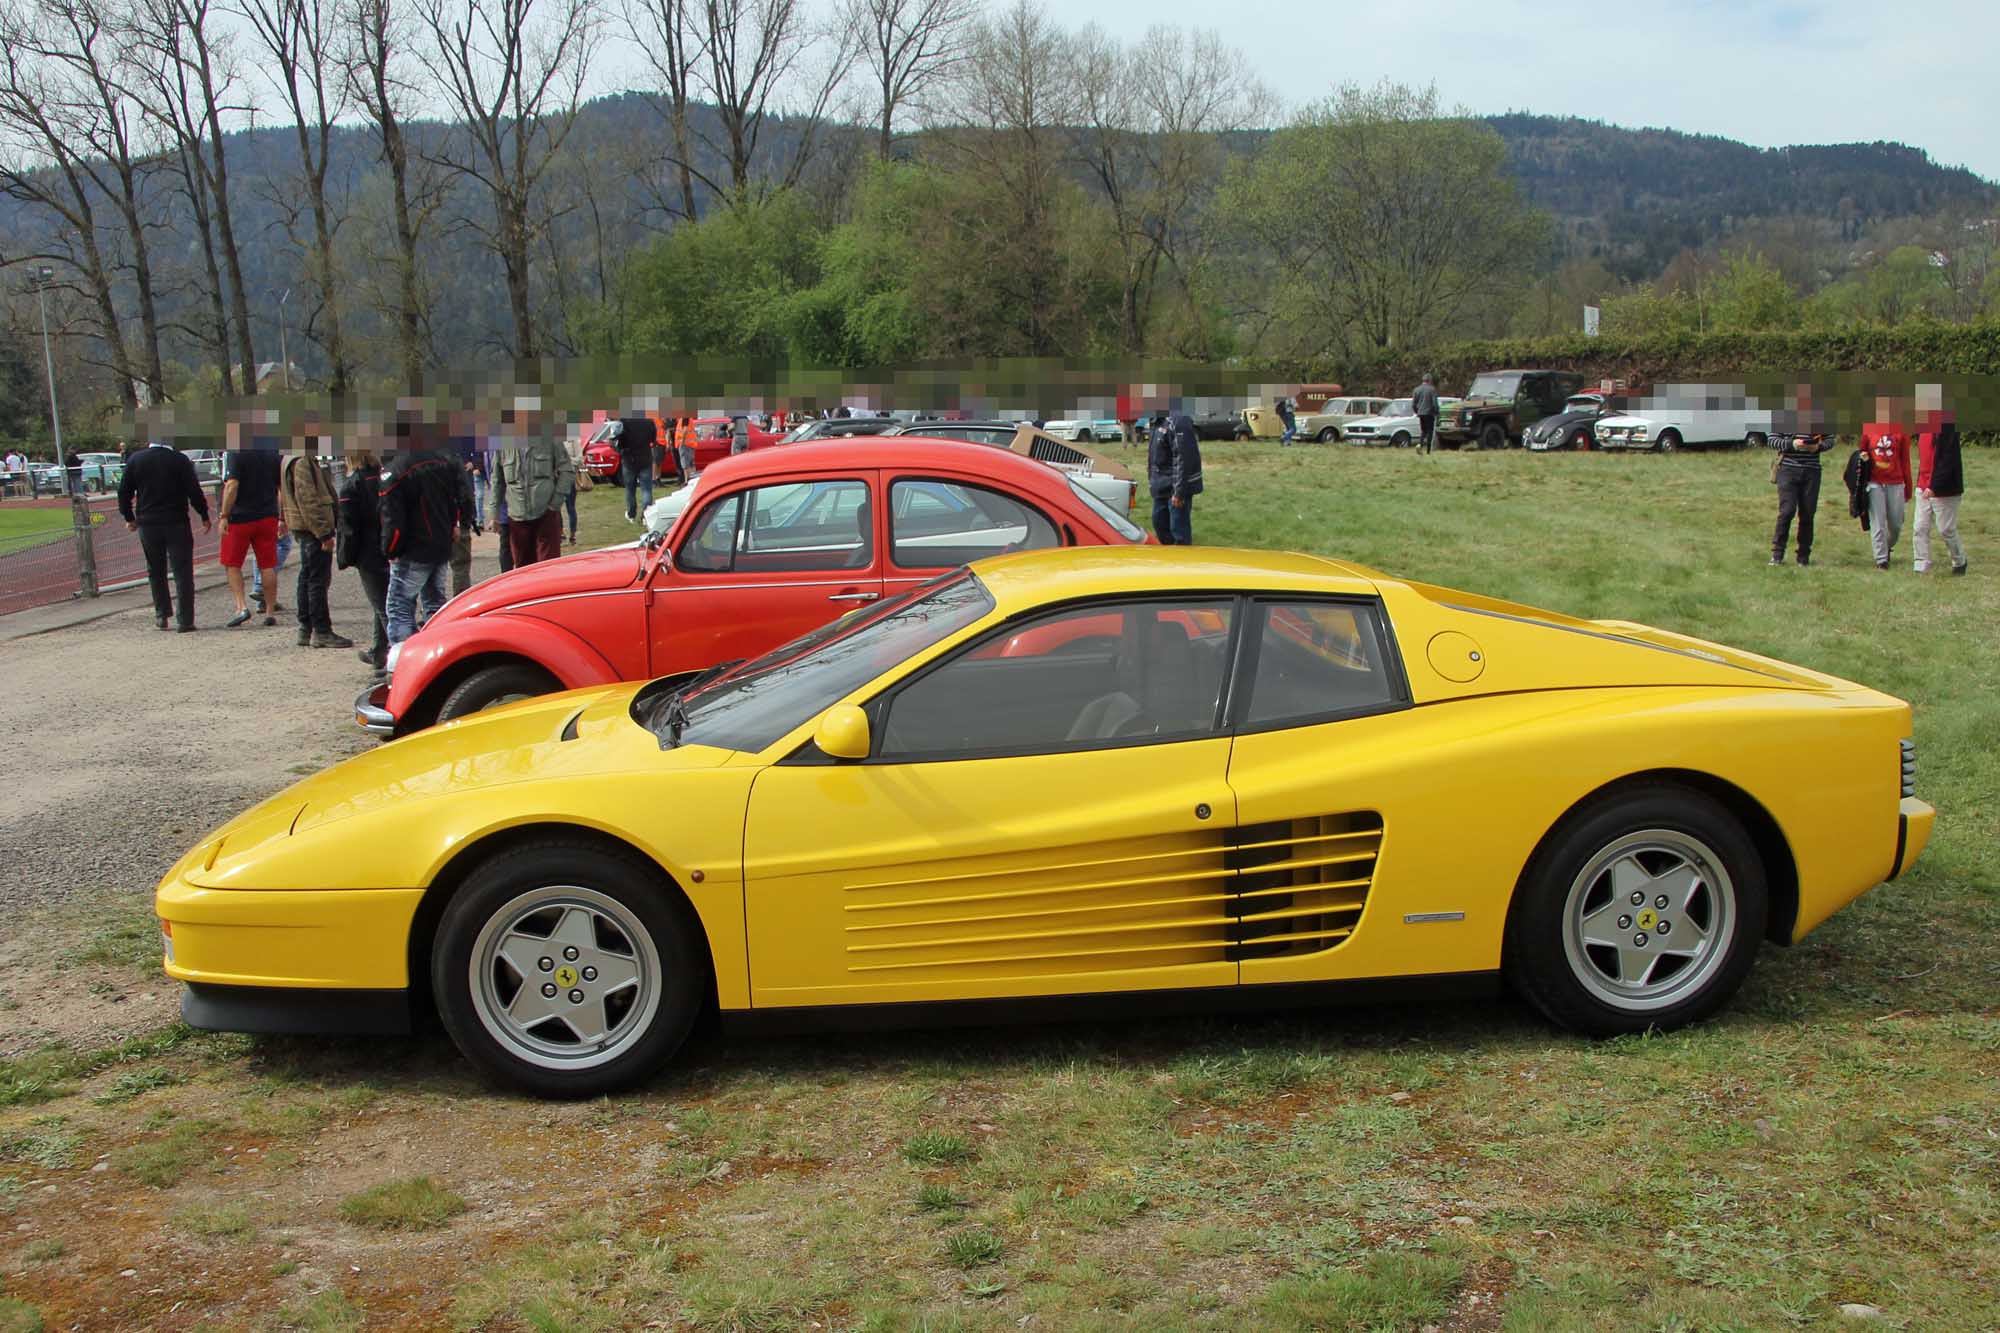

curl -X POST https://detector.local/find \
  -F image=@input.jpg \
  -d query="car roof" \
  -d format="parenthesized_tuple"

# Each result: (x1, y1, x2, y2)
(966, 545, 1379, 615)
(687, 437, 1078, 488)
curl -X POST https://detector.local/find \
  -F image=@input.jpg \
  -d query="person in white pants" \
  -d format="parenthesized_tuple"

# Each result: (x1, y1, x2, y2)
(1859, 403, 1913, 570)
(1912, 411, 1967, 575)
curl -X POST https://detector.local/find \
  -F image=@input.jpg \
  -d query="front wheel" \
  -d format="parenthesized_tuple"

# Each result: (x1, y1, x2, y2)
(1504, 786, 1766, 1036)
(433, 841, 706, 1097)
(1391, 431, 1411, 447)
(1317, 427, 1338, 443)
(1654, 429, 1682, 454)
(1478, 422, 1506, 451)
(437, 663, 561, 722)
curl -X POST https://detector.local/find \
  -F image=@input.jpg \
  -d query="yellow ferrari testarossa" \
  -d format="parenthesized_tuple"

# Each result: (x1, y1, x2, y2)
(156, 547, 1933, 1097)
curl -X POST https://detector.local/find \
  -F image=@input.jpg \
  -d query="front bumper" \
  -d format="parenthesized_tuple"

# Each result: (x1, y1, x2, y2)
(157, 876, 424, 992)
(355, 681, 396, 735)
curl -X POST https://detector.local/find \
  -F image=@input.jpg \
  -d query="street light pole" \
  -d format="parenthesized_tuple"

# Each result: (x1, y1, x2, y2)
(277, 287, 291, 391)
(37, 266, 96, 598)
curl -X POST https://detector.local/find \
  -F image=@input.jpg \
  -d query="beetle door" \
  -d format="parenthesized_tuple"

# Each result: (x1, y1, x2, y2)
(648, 475, 883, 676)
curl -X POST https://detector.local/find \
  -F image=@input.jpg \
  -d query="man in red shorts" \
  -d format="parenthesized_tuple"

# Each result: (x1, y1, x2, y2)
(218, 443, 285, 627)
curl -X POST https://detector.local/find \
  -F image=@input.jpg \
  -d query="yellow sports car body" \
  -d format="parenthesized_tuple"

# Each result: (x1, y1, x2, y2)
(156, 547, 1933, 1097)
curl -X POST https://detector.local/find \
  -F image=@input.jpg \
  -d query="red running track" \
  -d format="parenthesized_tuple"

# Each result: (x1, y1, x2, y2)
(0, 496, 223, 617)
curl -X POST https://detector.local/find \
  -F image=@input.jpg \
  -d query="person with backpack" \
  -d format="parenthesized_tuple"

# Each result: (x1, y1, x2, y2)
(278, 437, 352, 648)
(1912, 396, 1967, 576)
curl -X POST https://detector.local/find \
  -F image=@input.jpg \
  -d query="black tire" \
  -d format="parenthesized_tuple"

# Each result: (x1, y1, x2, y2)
(1568, 429, 1588, 452)
(1504, 785, 1767, 1036)
(1232, 428, 1251, 441)
(1317, 427, 1338, 443)
(1478, 421, 1506, 451)
(432, 840, 706, 1098)
(437, 663, 561, 723)
(1391, 430, 1411, 447)
(1655, 429, 1682, 454)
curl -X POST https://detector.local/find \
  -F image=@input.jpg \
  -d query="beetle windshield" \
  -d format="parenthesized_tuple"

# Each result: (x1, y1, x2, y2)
(639, 571, 995, 753)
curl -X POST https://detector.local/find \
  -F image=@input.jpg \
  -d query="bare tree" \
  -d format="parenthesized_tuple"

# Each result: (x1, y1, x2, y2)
(622, 0, 705, 221)
(235, 0, 353, 391)
(345, 0, 438, 389)
(690, 0, 852, 202)
(1074, 24, 1272, 355)
(0, 0, 142, 404)
(842, 0, 975, 160)
(131, 0, 259, 393)
(416, 0, 599, 359)
(935, 0, 1079, 352)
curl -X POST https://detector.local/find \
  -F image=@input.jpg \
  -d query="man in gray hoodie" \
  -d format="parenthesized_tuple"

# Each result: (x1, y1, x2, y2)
(1412, 374, 1440, 454)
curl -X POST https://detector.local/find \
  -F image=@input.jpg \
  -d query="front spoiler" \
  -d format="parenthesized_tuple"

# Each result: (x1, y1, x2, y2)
(181, 982, 411, 1036)
(355, 681, 396, 736)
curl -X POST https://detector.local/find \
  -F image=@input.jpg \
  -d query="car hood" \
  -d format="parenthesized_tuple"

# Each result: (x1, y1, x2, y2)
(429, 545, 650, 627)
(1530, 410, 1597, 433)
(181, 685, 735, 887)
(1595, 414, 1654, 428)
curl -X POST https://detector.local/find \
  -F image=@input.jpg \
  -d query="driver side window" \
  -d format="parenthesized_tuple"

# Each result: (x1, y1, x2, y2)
(876, 600, 1235, 760)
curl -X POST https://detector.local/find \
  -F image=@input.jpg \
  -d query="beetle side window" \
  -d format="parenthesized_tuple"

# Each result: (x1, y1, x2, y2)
(1242, 600, 1401, 728)
(676, 480, 872, 573)
(876, 600, 1235, 760)
(888, 478, 1059, 569)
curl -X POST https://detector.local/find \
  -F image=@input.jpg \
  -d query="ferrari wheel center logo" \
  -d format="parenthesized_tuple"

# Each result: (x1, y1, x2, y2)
(1636, 909, 1658, 932)
(554, 965, 580, 988)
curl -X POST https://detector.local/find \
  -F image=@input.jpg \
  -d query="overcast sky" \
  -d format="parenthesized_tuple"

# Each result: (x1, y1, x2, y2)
(1063, 0, 1998, 181)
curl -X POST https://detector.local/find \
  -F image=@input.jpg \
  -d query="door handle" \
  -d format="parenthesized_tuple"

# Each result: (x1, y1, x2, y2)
(828, 591, 880, 602)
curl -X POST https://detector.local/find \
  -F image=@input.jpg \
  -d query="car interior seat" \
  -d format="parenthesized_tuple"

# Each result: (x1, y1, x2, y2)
(1067, 616, 1201, 741)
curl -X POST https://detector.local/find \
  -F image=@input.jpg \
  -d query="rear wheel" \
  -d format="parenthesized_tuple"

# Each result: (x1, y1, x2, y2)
(1505, 786, 1766, 1035)
(433, 841, 705, 1097)
(1478, 421, 1506, 451)
(438, 663, 561, 723)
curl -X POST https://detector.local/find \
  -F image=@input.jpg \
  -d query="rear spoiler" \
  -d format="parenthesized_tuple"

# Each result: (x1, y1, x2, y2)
(1006, 426, 1133, 480)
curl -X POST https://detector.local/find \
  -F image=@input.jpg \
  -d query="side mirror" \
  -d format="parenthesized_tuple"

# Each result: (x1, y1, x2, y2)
(814, 703, 871, 761)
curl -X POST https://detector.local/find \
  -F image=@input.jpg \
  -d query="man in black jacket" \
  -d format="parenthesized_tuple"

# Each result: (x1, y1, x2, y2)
(379, 427, 467, 646)
(117, 439, 212, 631)
(1148, 408, 1204, 545)
(337, 449, 392, 668)
(618, 416, 657, 522)
(1769, 385, 1833, 567)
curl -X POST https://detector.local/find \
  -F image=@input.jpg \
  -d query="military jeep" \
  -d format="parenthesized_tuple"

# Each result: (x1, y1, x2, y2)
(1437, 370, 1585, 450)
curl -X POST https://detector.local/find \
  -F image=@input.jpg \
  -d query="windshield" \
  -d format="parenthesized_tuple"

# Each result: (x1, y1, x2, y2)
(1564, 396, 1603, 412)
(1381, 400, 1413, 417)
(1466, 374, 1523, 399)
(588, 421, 619, 444)
(640, 572, 996, 753)
(1063, 476, 1146, 542)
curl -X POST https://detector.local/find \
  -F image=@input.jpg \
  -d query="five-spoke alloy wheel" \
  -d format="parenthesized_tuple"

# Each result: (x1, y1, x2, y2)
(1505, 786, 1767, 1035)
(434, 841, 705, 1097)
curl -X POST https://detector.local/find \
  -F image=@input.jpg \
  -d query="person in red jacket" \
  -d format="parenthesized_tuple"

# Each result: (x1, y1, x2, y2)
(1859, 397, 1913, 569)
(1911, 385, 1967, 576)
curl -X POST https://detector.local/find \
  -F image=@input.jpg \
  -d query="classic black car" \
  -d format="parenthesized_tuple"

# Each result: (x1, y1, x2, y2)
(1523, 394, 1618, 452)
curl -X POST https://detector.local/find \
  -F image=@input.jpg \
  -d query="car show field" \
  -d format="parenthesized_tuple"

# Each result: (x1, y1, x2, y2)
(0, 447, 1991, 1330)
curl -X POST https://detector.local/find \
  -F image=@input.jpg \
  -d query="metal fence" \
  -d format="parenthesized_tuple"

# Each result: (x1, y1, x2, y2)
(0, 494, 222, 617)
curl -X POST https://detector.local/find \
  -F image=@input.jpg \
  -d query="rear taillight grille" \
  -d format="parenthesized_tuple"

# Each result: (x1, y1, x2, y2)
(1900, 739, 1916, 798)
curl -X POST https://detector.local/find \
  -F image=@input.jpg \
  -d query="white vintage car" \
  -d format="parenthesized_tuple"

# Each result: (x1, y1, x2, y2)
(1591, 385, 1776, 453)
(1339, 398, 1462, 448)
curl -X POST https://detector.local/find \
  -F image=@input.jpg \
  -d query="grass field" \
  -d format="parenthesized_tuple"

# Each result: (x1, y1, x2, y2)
(1, 444, 1994, 1330)
(0, 504, 88, 558)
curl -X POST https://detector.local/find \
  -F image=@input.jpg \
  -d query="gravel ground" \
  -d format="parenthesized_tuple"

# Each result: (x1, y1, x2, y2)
(0, 540, 505, 1055)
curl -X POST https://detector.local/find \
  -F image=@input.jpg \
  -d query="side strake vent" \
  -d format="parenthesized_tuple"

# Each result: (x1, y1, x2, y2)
(1225, 813, 1383, 960)
(839, 814, 1382, 982)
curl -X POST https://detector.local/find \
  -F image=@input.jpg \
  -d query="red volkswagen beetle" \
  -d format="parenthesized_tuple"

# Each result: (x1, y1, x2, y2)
(357, 440, 1150, 734)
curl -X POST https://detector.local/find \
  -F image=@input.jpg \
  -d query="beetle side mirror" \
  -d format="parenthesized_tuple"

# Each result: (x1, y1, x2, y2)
(814, 704, 871, 761)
